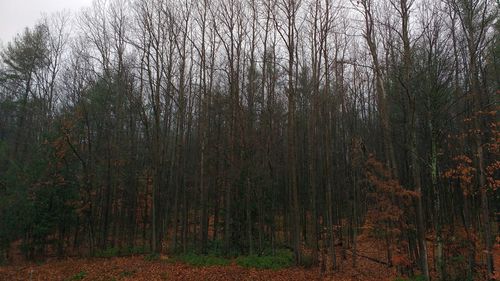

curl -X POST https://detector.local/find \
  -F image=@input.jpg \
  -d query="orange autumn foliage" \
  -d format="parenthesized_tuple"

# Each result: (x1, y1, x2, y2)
(442, 155, 476, 195)
(361, 154, 417, 269)
(444, 109, 499, 192)
(485, 117, 500, 191)
(363, 155, 417, 233)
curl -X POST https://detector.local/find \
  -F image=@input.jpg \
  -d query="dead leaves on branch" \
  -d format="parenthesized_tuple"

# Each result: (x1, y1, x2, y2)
(445, 109, 500, 192)
(443, 155, 476, 195)
(364, 154, 418, 220)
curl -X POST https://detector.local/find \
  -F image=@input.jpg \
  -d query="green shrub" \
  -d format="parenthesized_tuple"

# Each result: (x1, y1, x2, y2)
(177, 253, 230, 266)
(94, 246, 149, 258)
(128, 246, 149, 255)
(206, 239, 225, 256)
(66, 271, 87, 281)
(94, 247, 120, 258)
(144, 253, 160, 261)
(236, 249, 293, 270)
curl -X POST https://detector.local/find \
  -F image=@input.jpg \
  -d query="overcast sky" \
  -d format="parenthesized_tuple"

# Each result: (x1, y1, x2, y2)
(0, 0, 93, 46)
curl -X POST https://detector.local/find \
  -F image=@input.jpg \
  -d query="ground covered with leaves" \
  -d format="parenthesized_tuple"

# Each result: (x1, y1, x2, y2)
(0, 254, 401, 281)
(1, 240, 498, 281)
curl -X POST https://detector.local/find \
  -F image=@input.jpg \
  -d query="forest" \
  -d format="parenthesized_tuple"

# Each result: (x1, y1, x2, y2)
(0, 0, 498, 280)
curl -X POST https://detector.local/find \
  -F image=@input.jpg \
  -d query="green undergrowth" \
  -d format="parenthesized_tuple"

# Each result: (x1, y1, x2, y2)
(92, 244, 297, 270)
(66, 271, 87, 281)
(176, 253, 231, 266)
(167, 248, 294, 269)
(235, 249, 294, 269)
(94, 246, 149, 258)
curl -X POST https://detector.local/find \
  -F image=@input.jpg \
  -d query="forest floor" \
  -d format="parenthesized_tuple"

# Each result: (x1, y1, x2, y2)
(0, 255, 399, 281)
(0, 241, 498, 281)
(0, 251, 399, 281)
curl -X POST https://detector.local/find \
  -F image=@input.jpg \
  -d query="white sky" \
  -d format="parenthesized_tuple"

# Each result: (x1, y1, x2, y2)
(0, 0, 93, 46)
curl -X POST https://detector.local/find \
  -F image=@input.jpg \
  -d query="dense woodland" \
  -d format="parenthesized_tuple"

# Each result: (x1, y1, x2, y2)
(0, 0, 498, 280)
